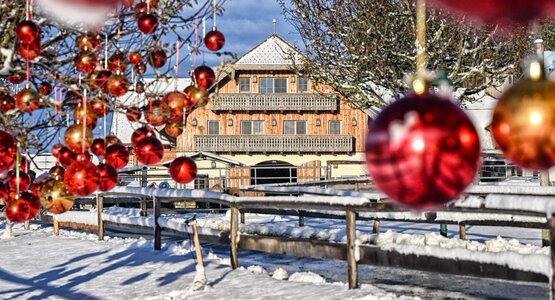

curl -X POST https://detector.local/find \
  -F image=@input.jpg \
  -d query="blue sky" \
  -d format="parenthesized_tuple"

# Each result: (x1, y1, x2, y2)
(201, 0, 300, 66)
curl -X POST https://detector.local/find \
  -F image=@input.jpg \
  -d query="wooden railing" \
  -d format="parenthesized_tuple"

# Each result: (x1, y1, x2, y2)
(194, 135, 354, 153)
(211, 93, 338, 111)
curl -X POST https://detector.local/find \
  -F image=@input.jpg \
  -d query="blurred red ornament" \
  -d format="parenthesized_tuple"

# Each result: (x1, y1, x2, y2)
(134, 137, 164, 165)
(491, 66, 555, 170)
(7, 170, 31, 193)
(193, 65, 216, 89)
(49, 165, 65, 179)
(163, 91, 186, 110)
(18, 156, 29, 173)
(428, 0, 555, 28)
(64, 161, 100, 196)
(51, 143, 64, 159)
(144, 0, 159, 9)
(131, 127, 155, 147)
(64, 90, 83, 109)
(186, 86, 209, 108)
(122, 0, 134, 7)
(164, 122, 183, 138)
(204, 29, 225, 51)
(169, 156, 197, 184)
(107, 51, 128, 73)
(105, 143, 130, 170)
(129, 51, 142, 64)
(38, 82, 53, 96)
(5, 192, 40, 222)
(105, 135, 123, 147)
(365, 92, 480, 209)
(76, 33, 100, 51)
(0, 92, 15, 112)
(57, 146, 77, 168)
(107, 74, 130, 97)
(143, 98, 169, 126)
(96, 70, 112, 93)
(40, 178, 74, 214)
(126, 105, 142, 121)
(76, 151, 92, 162)
(64, 123, 93, 153)
(31, 173, 52, 197)
(7, 72, 24, 84)
(74, 51, 98, 73)
(16, 21, 40, 43)
(17, 38, 41, 60)
(74, 103, 98, 128)
(14, 88, 41, 113)
(135, 62, 147, 74)
(0, 131, 17, 173)
(147, 48, 167, 69)
(90, 138, 106, 157)
(98, 163, 118, 191)
(91, 97, 110, 117)
(138, 13, 159, 34)
(134, 2, 148, 17)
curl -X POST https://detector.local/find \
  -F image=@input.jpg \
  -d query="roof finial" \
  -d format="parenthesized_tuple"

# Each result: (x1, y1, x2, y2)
(272, 19, 277, 35)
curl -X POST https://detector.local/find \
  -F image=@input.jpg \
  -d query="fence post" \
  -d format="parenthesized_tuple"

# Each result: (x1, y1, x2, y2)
(372, 220, 380, 234)
(24, 220, 30, 231)
(96, 193, 104, 241)
(53, 217, 59, 236)
(299, 211, 305, 227)
(346, 210, 358, 289)
(230, 206, 239, 269)
(550, 215, 555, 300)
(141, 167, 148, 216)
(459, 224, 466, 240)
(439, 224, 448, 237)
(240, 212, 245, 224)
(153, 196, 161, 250)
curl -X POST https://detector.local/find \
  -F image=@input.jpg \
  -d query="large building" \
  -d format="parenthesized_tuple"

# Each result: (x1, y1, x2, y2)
(177, 34, 371, 189)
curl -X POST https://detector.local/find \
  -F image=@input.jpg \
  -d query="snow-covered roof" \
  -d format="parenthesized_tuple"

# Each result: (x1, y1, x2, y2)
(235, 34, 304, 66)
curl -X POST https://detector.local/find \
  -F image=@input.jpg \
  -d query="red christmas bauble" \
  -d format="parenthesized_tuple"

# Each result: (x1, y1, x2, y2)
(51, 143, 64, 159)
(14, 88, 41, 113)
(107, 51, 128, 73)
(7, 170, 31, 193)
(0, 131, 17, 173)
(98, 163, 118, 191)
(134, 137, 164, 165)
(31, 173, 52, 197)
(428, 0, 555, 27)
(169, 156, 197, 184)
(163, 91, 186, 122)
(7, 73, 24, 84)
(76, 151, 92, 162)
(49, 165, 65, 179)
(0, 92, 15, 112)
(96, 70, 112, 93)
(5, 192, 40, 222)
(74, 51, 98, 73)
(91, 96, 110, 117)
(74, 103, 98, 128)
(143, 98, 169, 126)
(138, 13, 159, 34)
(129, 51, 142, 64)
(107, 74, 130, 97)
(17, 156, 29, 173)
(134, 2, 148, 17)
(64, 90, 83, 109)
(105, 143, 130, 170)
(185, 86, 209, 108)
(76, 33, 100, 51)
(16, 21, 40, 43)
(131, 127, 155, 147)
(17, 38, 41, 60)
(90, 138, 106, 157)
(126, 105, 142, 121)
(57, 146, 77, 168)
(491, 77, 555, 169)
(204, 29, 225, 51)
(40, 178, 74, 214)
(193, 65, 216, 89)
(38, 82, 53, 96)
(147, 49, 167, 69)
(135, 62, 147, 74)
(64, 123, 93, 153)
(63, 161, 100, 196)
(365, 92, 480, 209)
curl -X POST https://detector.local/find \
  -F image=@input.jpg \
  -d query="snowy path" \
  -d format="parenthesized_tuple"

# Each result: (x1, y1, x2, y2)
(0, 224, 416, 300)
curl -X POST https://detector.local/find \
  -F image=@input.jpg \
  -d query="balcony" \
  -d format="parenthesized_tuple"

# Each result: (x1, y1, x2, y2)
(194, 135, 354, 153)
(211, 93, 338, 112)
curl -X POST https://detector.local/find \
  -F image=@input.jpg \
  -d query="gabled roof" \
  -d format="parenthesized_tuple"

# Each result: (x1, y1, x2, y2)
(234, 34, 304, 66)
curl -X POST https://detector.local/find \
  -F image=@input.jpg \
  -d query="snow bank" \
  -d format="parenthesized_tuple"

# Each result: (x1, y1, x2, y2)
(289, 272, 327, 284)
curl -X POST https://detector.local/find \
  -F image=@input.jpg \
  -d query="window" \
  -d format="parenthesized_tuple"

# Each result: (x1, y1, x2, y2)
(260, 77, 287, 94)
(239, 77, 250, 92)
(207, 120, 220, 135)
(297, 77, 308, 93)
(328, 120, 341, 135)
(284, 120, 307, 135)
(194, 174, 209, 189)
(240, 121, 264, 135)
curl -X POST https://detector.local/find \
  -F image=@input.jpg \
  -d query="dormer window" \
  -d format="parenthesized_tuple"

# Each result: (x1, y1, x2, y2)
(239, 77, 250, 93)
(260, 77, 287, 94)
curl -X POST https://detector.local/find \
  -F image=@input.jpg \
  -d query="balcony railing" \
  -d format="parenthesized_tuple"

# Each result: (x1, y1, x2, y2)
(195, 135, 354, 153)
(211, 93, 338, 111)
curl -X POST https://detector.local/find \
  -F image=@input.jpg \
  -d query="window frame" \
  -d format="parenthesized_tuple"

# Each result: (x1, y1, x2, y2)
(238, 77, 251, 93)
(259, 77, 288, 94)
(207, 120, 220, 135)
(283, 120, 307, 135)
(240, 120, 265, 135)
(297, 77, 308, 93)
(328, 120, 341, 135)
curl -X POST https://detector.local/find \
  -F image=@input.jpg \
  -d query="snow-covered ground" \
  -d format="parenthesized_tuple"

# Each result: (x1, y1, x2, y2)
(0, 222, 419, 300)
